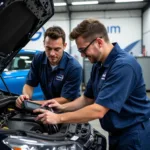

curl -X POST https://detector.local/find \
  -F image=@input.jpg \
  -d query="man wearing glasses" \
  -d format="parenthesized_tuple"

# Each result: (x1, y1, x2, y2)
(34, 19, 150, 150)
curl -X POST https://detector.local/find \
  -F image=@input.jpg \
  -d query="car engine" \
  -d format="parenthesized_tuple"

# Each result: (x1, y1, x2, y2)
(0, 92, 107, 150)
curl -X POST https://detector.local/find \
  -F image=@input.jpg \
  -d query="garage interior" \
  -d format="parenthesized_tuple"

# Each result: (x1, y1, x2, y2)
(0, 0, 150, 150)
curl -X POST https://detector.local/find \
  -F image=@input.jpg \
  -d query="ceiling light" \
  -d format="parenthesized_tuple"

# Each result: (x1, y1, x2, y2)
(54, 2, 67, 6)
(115, 0, 143, 2)
(72, 1, 98, 5)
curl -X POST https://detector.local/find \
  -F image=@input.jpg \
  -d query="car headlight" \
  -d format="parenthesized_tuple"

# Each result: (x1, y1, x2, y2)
(3, 136, 81, 150)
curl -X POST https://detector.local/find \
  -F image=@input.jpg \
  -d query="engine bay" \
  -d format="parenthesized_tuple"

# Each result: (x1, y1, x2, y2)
(0, 95, 59, 134)
(0, 92, 106, 150)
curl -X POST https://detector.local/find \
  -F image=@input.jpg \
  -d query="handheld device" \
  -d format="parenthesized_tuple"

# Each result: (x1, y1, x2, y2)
(22, 101, 49, 112)
(21, 101, 59, 133)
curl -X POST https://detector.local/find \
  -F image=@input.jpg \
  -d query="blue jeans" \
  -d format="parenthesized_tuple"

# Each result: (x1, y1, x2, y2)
(109, 119, 150, 150)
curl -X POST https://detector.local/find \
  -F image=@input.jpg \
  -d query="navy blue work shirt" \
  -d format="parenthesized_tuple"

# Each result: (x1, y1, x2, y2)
(84, 43, 150, 133)
(26, 51, 82, 100)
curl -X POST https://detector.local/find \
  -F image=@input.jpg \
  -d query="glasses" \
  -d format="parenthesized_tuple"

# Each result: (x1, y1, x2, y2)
(78, 38, 97, 54)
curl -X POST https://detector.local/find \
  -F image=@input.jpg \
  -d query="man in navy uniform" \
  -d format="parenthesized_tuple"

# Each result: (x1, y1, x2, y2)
(34, 19, 150, 150)
(16, 26, 82, 107)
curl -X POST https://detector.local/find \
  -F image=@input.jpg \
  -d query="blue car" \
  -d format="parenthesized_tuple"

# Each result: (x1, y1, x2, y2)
(0, 49, 44, 100)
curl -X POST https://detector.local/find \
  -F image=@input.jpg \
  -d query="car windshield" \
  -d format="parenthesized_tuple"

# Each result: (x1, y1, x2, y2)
(5, 53, 34, 71)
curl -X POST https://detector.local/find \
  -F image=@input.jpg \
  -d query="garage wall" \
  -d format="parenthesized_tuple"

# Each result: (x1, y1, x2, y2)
(23, 10, 142, 66)
(24, 13, 70, 52)
(71, 10, 142, 65)
(143, 6, 150, 56)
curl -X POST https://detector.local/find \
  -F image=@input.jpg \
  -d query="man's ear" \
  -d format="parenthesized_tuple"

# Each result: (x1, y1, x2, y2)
(63, 43, 67, 48)
(97, 38, 103, 47)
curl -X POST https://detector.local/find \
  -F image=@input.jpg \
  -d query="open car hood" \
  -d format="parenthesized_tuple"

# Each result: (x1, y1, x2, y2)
(0, 0, 54, 74)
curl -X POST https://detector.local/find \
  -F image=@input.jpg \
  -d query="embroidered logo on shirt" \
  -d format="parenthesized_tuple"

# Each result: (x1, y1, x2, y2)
(56, 75, 64, 81)
(101, 71, 107, 80)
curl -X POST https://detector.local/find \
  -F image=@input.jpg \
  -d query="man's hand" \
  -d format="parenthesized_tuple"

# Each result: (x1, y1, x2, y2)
(16, 94, 30, 108)
(34, 109, 60, 124)
(42, 99, 64, 112)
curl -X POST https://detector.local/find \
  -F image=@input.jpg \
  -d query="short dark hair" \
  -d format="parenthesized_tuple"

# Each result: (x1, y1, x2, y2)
(70, 19, 109, 42)
(44, 26, 66, 43)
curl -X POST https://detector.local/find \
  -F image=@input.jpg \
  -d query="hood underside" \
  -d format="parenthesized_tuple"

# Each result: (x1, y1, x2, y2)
(0, 0, 54, 73)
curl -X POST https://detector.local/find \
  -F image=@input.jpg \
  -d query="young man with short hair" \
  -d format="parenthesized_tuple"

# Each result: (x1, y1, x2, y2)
(16, 26, 82, 107)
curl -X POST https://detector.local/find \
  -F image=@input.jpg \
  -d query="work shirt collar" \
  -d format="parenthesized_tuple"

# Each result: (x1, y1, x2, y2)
(42, 52, 67, 70)
(97, 43, 122, 68)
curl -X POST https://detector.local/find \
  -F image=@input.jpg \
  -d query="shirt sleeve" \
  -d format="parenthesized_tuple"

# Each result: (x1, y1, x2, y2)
(26, 53, 41, 87)
(96, 64, 137, 113)
(61, 65, 82, 100)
